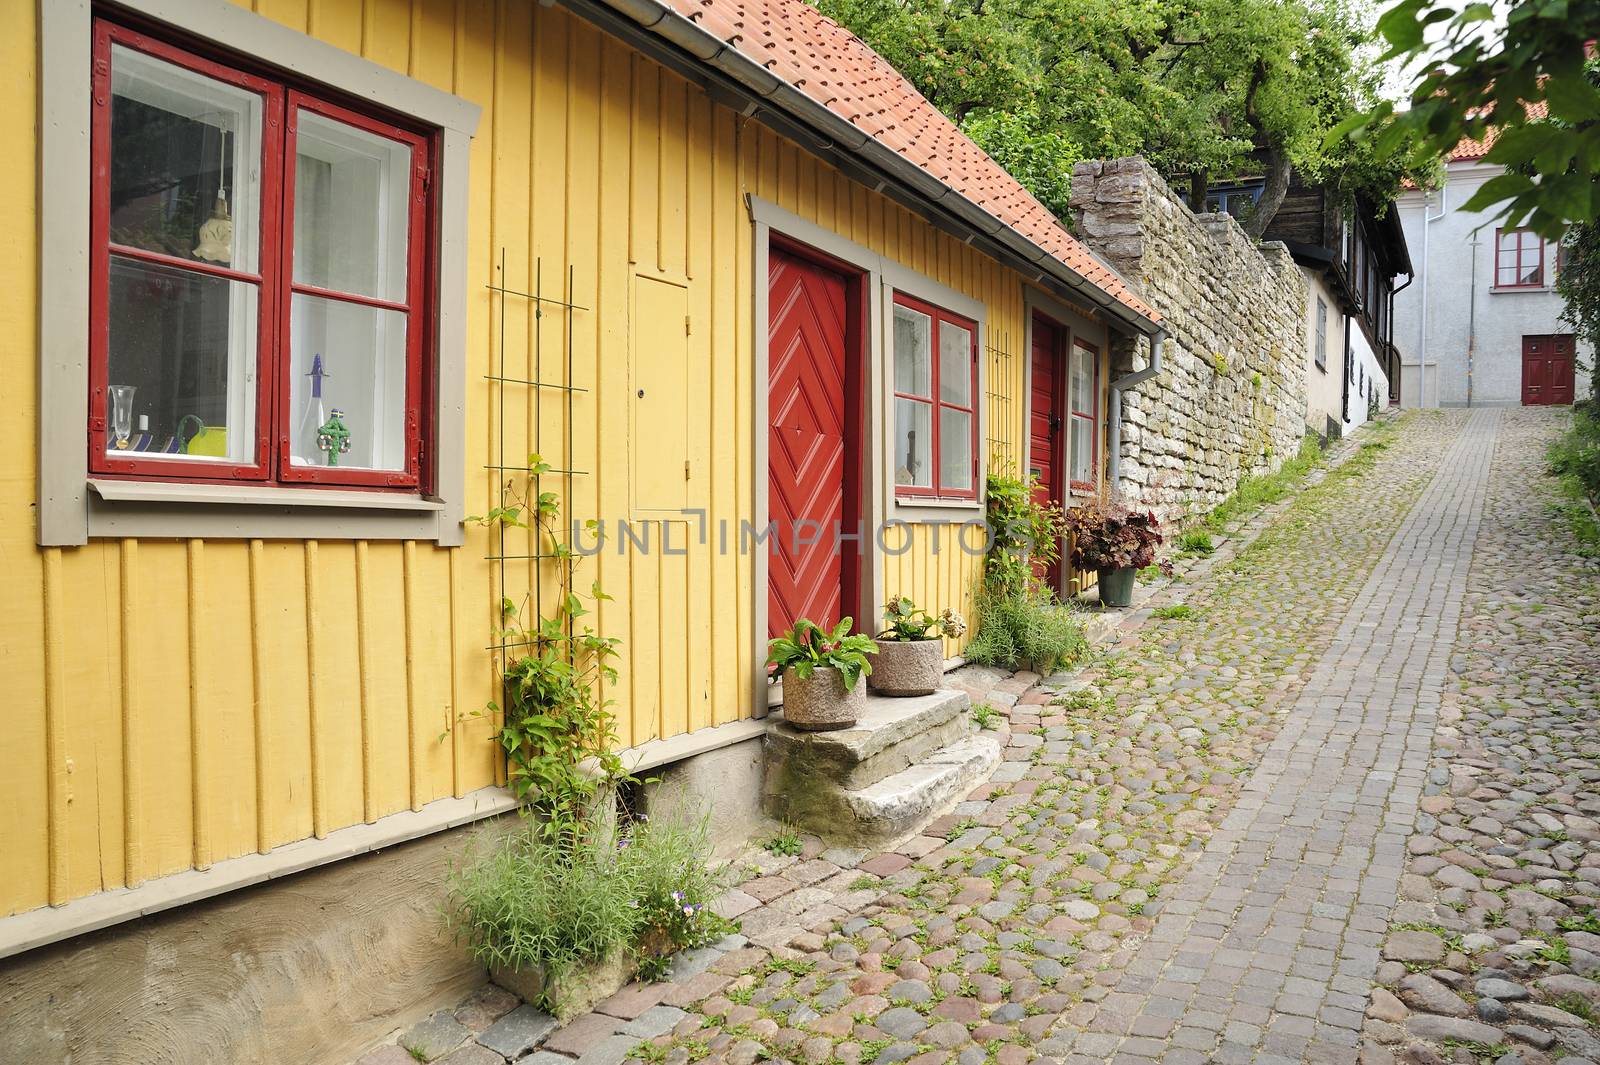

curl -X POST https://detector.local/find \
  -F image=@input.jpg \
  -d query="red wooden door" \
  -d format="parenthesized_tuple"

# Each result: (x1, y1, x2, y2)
(769, 247, 853, 639)
(1028, 315, 1065, 590)
(1523, 334, 1577, 405)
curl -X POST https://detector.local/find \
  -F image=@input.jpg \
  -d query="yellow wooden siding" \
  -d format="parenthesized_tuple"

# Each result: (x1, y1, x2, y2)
(0, 0, 1067, 920)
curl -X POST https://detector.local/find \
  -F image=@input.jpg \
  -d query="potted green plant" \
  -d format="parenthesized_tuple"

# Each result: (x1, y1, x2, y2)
(869, 596, 966, 696)
(1062, 501, 1165, 609)
(768, 618, 877, 730)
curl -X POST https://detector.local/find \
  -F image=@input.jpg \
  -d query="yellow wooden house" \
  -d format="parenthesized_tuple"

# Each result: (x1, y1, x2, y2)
(1, 0, 1162, 1058)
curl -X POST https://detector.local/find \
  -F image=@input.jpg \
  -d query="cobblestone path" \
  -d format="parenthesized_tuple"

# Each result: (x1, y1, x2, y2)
(1070, 410, 1499, 1065)
(368, 408, 1600, 1065)
(1362, 408, 1600, 1065)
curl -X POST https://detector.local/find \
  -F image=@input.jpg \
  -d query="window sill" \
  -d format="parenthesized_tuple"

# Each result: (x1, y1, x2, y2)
(1490, 285, 1552, 294)
(90, 478, 444, 511)
(889, 494, 985, 526)
(892, 495, 981, 507)
(83, 478, 456, 542)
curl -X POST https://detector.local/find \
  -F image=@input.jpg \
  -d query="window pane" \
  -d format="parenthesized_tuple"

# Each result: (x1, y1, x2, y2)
(1071, 417, 1093, 484)
(893, 305, 932, 397)
(1519, 246, 1542, 285)
(939, 321, 973, 406)
(109, 44, 263, 273)
(293, 111, 413, 302)
(893, 398, 932, 488)
(106, 255, 257, 463)
(939, 407, 972, 492)
(288, 293, 408, 471)
(1070, 343, 1095, 416)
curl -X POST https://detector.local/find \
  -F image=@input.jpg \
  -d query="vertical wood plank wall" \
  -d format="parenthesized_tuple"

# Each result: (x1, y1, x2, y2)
(0, 0, 1056, 919)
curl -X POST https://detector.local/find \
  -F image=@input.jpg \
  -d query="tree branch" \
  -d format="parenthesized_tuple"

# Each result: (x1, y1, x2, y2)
(1242, 59, 1291, 239)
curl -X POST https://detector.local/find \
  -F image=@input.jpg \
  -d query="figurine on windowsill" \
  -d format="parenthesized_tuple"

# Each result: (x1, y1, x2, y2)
(317, 409, 352, 466)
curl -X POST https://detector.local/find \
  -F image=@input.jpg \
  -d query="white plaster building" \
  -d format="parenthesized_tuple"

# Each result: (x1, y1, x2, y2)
(1394, 142, 1593, 408)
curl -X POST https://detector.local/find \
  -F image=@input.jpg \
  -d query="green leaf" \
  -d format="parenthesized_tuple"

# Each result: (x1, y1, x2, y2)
(1545, 73, 1600, 125)
(1375, 0, 1431, 51)
(1459, 172, 1537, 215)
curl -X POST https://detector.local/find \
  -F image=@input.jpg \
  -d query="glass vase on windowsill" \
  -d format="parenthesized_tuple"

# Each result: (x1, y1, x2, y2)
(294, 354, 329, 463)
(109, 385, 137, 451)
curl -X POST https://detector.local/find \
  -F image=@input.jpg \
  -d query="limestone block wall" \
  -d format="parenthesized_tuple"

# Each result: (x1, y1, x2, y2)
(1070, 157, 1310, 524)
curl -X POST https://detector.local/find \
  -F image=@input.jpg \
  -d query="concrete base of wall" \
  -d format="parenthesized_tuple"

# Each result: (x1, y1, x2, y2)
(639, 733, 767, 858)
(0, 736, 773, 1065)
(0, 815, 515, 1065)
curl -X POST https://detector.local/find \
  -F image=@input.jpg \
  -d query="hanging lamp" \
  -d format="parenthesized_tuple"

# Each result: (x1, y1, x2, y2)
(193, 125, 233, 264)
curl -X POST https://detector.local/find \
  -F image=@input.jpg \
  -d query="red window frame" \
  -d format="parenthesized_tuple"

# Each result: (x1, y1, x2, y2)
(1067, 338, 1099, 492)
(1495, 228, 1545, 289)
(891, 292, 979, 501)
(88, 18, 434, 491)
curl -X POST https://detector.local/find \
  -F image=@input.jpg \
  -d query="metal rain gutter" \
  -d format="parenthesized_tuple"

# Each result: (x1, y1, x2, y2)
(1107, 332, 1166, 494)
(575, 0, 1163, 339)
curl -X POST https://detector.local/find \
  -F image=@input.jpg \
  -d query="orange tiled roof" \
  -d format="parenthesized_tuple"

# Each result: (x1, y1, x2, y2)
(1446, 99, 1549, 163)
(665, 0, 1160, 323)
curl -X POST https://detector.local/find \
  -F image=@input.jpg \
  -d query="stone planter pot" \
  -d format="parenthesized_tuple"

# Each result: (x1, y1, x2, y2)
(1097, 565, 1138, 608)
(782, 665, 865, 730)
(492, 948, 635, 1023)
(868, 638, 943, 696)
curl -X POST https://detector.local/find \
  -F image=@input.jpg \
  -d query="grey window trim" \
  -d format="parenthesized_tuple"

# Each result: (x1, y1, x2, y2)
(37, 0, 480, 546)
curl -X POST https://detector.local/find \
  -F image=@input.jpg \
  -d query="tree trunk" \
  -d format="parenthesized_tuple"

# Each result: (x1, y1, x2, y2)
(1189, 171, 1209, 213)
(1240, 58, 1288, 239)
(1244, 146, 1290, 238)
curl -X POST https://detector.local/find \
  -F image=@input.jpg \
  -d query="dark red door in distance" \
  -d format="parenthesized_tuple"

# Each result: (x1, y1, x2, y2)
(1523, 334, 1577, 405)
(768, 247, 850, 638)
(1029, 314, 1065, 590)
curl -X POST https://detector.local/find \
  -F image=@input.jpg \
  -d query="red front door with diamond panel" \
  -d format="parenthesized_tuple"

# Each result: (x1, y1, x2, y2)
(1522, 334, 1577, 406)
(768, 247, 853, 639)
(1028, 314, 1065, 591)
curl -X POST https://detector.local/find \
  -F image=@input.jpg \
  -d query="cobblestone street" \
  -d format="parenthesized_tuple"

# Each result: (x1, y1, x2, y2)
(370, 408, 1600, 1065)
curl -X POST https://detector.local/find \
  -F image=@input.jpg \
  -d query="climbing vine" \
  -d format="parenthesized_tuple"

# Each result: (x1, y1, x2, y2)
(469, 454, 626, 842)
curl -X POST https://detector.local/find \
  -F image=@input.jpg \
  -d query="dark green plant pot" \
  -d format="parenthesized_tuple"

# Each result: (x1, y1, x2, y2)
(1097, 566, 1137, 608)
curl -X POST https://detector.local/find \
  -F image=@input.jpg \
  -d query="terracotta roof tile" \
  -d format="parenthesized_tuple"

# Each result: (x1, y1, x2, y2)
(1446, 100, 1549, 163)
(664, 0, 1158, 322)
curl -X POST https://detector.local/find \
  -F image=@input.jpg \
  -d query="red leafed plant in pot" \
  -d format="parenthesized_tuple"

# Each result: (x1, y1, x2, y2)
(1062, 501, 1165, 608)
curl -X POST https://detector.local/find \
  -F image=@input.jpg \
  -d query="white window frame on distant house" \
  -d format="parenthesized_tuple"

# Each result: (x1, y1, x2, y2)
(1315, 297, 1328, 372)
(38, 0, 480, 546)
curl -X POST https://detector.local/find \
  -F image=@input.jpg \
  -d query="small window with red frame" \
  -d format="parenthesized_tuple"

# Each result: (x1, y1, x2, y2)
(891, 294, 978, 500)
(92, 20, 432, 489)
(1067, 338, 1098, 488)
(1495, 228, 1544, 289)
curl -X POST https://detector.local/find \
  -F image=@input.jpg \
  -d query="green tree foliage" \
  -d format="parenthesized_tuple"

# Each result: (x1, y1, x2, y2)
(814, 0, 1415, 232)
(1340, 2, 1600, 238)
(1557, 223, 1600, 396)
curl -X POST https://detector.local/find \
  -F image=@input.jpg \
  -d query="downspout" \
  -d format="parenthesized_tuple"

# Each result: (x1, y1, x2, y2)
(1465, 232, 1480, 407)
(1391, 270, 1415, 404)
(1107, 331, 1166, 497)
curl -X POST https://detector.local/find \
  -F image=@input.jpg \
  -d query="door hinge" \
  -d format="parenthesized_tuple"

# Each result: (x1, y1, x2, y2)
(685, 315, 692, 336)
(684, 459, 691, 480)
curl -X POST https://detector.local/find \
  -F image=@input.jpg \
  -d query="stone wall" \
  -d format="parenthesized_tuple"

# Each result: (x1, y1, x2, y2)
(1070, 157, 1311, 524)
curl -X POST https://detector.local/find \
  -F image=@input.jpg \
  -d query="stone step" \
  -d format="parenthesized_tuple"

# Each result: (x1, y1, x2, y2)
(766, 688, 971, 791)
(764, 732, 1001, 844)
